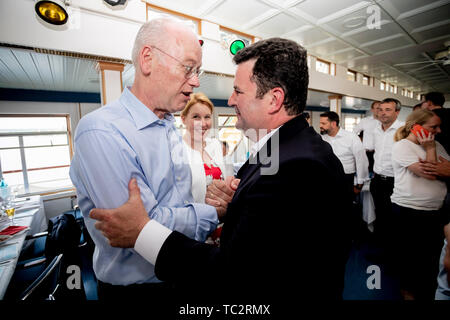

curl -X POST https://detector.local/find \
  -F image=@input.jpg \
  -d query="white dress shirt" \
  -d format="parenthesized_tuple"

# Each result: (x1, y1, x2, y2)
(391, 139, 449, 211)
(183, 138, 234, 203)
(322, 128, 369, 185)
(135, 127, 282, 265)
(250, 127, 281, 157)
(353, 115, 379, 151)
(373, 119, 404, 177)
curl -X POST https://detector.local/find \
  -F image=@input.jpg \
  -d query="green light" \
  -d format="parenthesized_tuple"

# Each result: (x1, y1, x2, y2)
(230, 40, 245, 55)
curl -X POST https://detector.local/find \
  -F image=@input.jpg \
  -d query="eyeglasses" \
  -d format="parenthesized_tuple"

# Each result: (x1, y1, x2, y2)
(151, 46, 203, 79)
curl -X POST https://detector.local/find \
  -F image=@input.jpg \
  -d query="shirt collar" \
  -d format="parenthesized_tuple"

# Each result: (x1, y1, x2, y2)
(120, 87, 175, 130)
(376, 118, 402, 132)
(250, 127, 281, 157)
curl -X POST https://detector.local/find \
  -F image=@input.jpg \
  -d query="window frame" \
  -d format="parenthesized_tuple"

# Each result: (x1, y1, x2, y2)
(346, 69, 357, 82)
(0, 114, 73, 195)
(362, 74, 370, 86)
(316, 58, 332, 75)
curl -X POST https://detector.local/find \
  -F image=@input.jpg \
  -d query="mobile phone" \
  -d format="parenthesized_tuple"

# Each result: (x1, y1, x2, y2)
(411, 124, 430, 138)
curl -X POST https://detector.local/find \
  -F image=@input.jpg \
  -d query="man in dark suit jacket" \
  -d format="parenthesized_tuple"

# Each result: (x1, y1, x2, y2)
(90, 38, 352, 301)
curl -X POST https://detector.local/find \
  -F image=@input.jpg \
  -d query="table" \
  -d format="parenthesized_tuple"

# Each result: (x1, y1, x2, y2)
(0, 196, 46, 300)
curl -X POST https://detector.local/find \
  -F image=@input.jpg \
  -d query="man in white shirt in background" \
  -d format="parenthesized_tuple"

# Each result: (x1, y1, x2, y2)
(320, 111, 369, 242)
(370, 98, 404, 249)
(353, 101, 380, 177)
(320, 111, 369, 194)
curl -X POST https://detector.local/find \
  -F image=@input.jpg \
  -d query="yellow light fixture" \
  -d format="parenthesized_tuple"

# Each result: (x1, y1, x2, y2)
(35, 0, 68, 25)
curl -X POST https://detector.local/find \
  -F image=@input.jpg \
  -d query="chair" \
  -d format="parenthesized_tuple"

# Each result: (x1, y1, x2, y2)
(20, 254, 63, 300)
(6, 207, 97, 300)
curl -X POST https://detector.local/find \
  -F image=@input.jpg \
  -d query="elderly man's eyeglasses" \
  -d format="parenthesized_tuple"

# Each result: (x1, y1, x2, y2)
(152, 46, 203, 79)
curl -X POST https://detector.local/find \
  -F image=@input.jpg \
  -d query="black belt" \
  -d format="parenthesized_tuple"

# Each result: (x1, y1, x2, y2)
(374, 173, 394, 181)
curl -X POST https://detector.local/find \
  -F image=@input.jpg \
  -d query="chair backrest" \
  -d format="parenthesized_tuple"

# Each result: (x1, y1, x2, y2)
(20, 254, 63, 300)
(45, 212, 81, 260)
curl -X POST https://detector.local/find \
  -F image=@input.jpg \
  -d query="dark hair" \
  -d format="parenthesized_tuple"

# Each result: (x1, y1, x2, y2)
(425, 92, 445, 107)
(233, 38, 308, 116)
(381, 98, 401, 110)
(320, 111, 340, 127)
(371, 101, 380, 109)
(303, 111, 310, 120)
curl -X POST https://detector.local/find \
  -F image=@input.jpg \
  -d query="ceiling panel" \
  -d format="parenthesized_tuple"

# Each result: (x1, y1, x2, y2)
(147, 0, 210, 16)
(327, 49, 367, 63)
(206, 0, 276, 27)
(398, 4, 450, 29)
(360, 35, 414, 55)
(286, 27, 332, 46)
(293, 0, 369, 21)
(321, 6, 393, 36)
(309, 39, 352, 57)
(248, 12, 309, 37)
(412, 24, 450, 44)
(343, 22, 405, 45)
(378, 0, 447, 19)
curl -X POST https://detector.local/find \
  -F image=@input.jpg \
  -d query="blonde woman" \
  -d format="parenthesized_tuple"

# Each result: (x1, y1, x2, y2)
(181, 92, 234, 204)
(391, 109, 450, 300)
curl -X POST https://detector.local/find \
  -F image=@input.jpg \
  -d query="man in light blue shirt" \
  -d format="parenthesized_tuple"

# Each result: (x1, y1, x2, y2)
(69, 18, 218, 295)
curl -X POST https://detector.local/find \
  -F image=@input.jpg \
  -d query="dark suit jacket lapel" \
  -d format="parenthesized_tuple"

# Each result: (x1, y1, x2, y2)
(232, 115, 308, 200)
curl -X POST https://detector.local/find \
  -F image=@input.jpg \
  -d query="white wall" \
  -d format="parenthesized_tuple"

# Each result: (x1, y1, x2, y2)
(0, 0, 145, 60)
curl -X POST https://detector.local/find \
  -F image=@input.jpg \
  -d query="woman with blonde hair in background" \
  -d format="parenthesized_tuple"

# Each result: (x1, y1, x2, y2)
(391, 109, 450, 300)
(181, 92, 234, 202)
(181, 93, 234, 245)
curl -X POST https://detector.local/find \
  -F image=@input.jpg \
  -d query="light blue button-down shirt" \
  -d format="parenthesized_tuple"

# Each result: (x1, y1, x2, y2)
(69, 87, 218, 285)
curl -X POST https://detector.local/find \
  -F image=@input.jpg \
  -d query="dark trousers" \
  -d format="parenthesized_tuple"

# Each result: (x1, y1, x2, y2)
(345, 173, 366, 242)
(391, 203, 445, 300)
(97, 280, 173, 301)
(370, 174, 394, 240)
(366, 150, 375, 176)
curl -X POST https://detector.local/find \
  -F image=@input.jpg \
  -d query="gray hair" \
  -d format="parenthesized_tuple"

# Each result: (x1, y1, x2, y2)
(131, 17, 197, 70)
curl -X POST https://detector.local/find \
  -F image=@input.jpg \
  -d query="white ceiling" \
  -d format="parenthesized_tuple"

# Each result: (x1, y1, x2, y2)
(0, 0, 449, 99)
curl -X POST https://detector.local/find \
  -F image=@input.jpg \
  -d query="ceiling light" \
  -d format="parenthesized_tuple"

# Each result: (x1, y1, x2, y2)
(103, 0, 127, 6)
(35, 0, 68, 25)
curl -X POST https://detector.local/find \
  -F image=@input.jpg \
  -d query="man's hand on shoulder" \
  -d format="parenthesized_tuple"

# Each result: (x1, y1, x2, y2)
(90, 178, 150, 248)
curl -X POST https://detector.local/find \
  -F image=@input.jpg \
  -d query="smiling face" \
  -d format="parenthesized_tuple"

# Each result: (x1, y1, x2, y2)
(228, 60, 271, 134)
(182, 102, 212, 141)
(421, 114, 442, 135)
(319, 117, 332, 135)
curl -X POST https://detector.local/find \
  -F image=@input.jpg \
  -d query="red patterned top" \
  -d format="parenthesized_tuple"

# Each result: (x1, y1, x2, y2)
(204, 163, 222, 180)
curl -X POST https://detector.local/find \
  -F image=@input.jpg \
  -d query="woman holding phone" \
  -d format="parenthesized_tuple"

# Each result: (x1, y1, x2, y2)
(390, 109, 450, 300)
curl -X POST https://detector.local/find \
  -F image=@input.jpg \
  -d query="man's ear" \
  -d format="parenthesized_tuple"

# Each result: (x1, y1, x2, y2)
(140, 45, 153, 76)
(267, 87, 285, 114)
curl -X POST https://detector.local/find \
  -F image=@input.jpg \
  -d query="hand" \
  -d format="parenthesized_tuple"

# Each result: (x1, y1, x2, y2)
(419, 156, 450, 178)
(353, 184, 363, 195)
(90, 178, 150, 248)
(416, 129, 435, 150)
(205, 176, 240, 220)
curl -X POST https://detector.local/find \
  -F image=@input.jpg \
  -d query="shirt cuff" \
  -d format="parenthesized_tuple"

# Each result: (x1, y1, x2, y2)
(134, 220, 172, 265)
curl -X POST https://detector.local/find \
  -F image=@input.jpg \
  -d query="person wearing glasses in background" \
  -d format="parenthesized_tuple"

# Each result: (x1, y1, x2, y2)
(70, 18, 227, 300)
